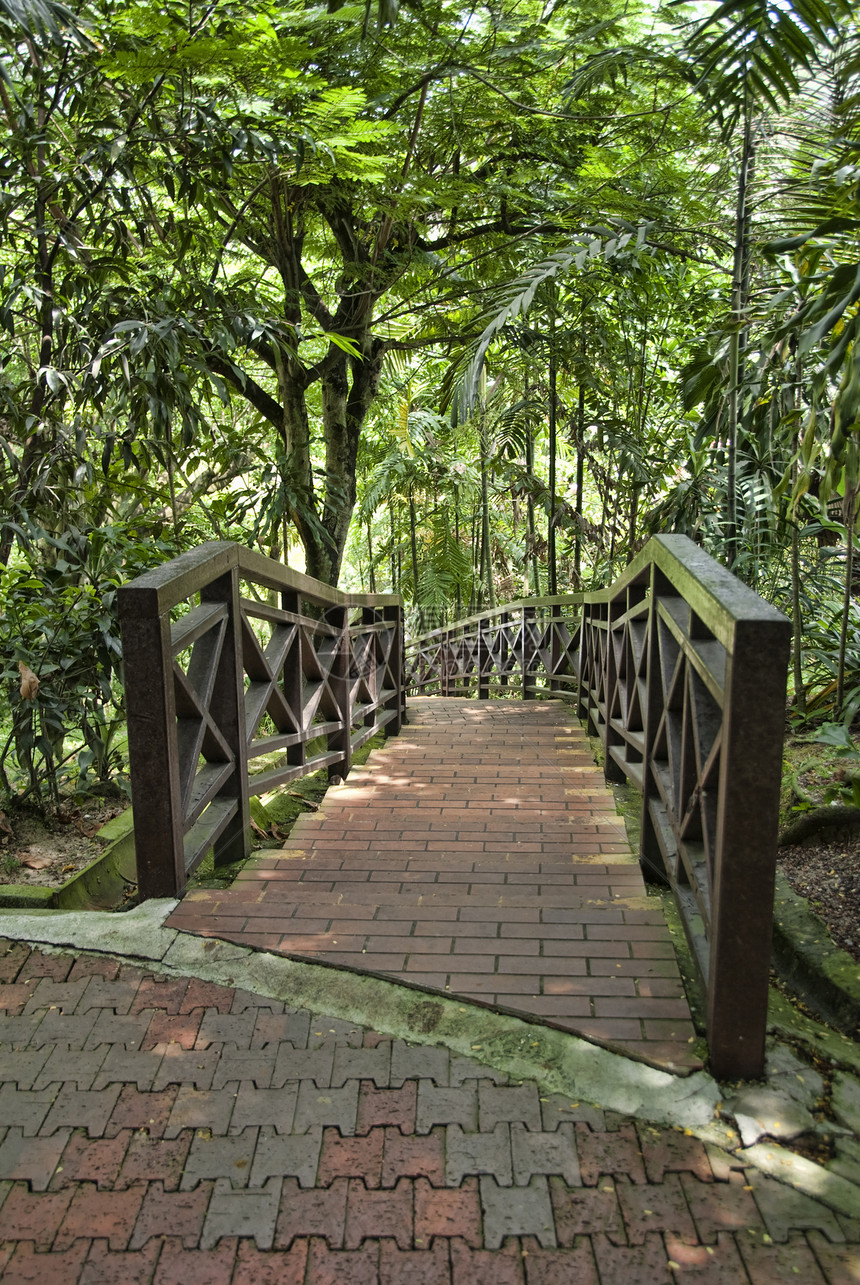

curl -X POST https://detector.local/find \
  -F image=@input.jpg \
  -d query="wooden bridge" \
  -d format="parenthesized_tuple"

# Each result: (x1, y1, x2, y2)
(118, 537, 791, 1080)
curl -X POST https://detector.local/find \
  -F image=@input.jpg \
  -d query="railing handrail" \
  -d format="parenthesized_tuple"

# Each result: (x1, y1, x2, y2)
(405, 593, 585, 644)
(120, 540, 401, 618)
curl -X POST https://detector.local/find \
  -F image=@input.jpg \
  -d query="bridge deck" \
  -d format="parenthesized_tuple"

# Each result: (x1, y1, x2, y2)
(167, 698, 700, 1071)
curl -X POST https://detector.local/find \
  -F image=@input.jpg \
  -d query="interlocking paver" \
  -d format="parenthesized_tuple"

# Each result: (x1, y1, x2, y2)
(549, 1175, 625, 1243)
(0, 1125, 70, 1188)
(2, 1239, 91, 1282)
(304, 1235, 380, 1284)
(738, 1229, 828, 1284)
(332, 1042, 392, 1087)
(591, 1230, 674, 1283)
(414, 1175, 482, 1248)
(54, 1181, 146, 1251)
(275, 1176, 348, 1248)
(1, 1182, 74, 1247)
(449, 1237, 526, 1284)
(231, 1237, 308, 1285)
(181, 1128, 258, 1189)
(391, 1040, 450, 1087)
(446, 1122, 513, 1185)
(273, 1042, 334, 1087)
(130, 1180, 214, 1248)
(229, 1081, 297, 1132)
(79, 1237, 163, 1285)
(357, 1082, 418, 1134)
(107, 1084, 178, 1137)
(417, 1081, 478, 1134)
(379, 1238, 451, 1285)
(345, 1177, 413, 1249)
(40, 1083, 121, 1135)
(116, 1130, 191, 1188)
(93, 1044, 164, 1091)
(249, 1124, 323, 1188)
(318, 1125, 384, 1186)
(165, 1086, 237, 1136)
(211, 1046, 276, 1089)
(293, 1078, 359, 1134)
(519, 1234, 600, 1285)
(152, 1045, 220, 1090)
(480, 1173, 556, 1248)
(0, 1083, 57, 1133)
(200, 1175, 281, 1249)
(511, 1121, 581, 1186)
(576, 1120, 647, 1185)
(51, 1131, 130, 1189)
(151, 1235, 237, 1284)
(479, 1082, 542, 1132)
(383, 1125, 445, 1187)
(615, 1171, 698, 1245)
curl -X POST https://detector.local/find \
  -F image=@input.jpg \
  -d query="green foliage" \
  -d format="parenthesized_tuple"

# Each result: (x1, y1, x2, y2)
(0, 520, 172, 804)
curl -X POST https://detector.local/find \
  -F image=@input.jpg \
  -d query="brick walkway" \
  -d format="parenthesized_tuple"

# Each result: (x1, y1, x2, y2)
(1, 938, 858, 1284)
(168, 699, 699, 1070)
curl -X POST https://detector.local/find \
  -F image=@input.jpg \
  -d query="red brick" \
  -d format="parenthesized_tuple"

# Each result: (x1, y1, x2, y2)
(143, 1012, 202, 1050)
(51, 1130, 131, 1188)
(616, 1173, 698, 1245)
(680, 1172, 764, 1243)
(0, 983, 35, 1014)
(21, 950, 74, 981)
(68, 956, 123, 981)
(117, 1131, 192, 1189)
(0, 940, 30, 983)
(383, 1126, 445, 1187)
(275, 1176, 348, 1249)
(636, 1125, 713, 1185)
(1, 1239, 91, 1283)
(305, 1236, 380, 1285)
(676, 1230, 778, 1282)
(450, 1237, 526, 1284)
(130, 976, 189, 1015)
(346, 1177, 413, 1249)
(520, 1233, 599, 1284)
(152, 1235, 236, 1284)
(55, 1182, 146, 1251)
(549, 1176, 624, 1244)
(231, 1236, 309, 1285)
(318, 1127, 384, 1187)
(591, 1230, 674, 1283)
(415, 1176, 482, 1248)
(380, 1238, 451, 1284)
(106, 1086, 178, 1138)
(576, 1123, 646, 1186)
(1, 1183, 74, 1248)
(130, 1180, 213, 1249)
(806, 1230, 860, 1284)
(79, 1237, 162, 1284)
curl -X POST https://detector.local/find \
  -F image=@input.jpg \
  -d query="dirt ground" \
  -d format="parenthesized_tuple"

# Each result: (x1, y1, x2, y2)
(0, 799, 126, 887)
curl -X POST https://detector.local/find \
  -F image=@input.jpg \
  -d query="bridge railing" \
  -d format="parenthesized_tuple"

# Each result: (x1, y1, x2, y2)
(406, 535, 791, 1079)
(118, 542, 404, 901)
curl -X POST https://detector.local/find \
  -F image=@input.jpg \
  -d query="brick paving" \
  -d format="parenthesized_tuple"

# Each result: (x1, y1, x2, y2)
(167, 698, 698, 1069)
(1, 938, 858, 1283)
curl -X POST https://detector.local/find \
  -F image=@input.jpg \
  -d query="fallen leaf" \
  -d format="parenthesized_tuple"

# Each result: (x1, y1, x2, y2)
(75, 819, 100, 838)
(0, 811, 12, 837)
(62, 864, 77, 873)
(21, 855, 52, 870)
(18, 661, 39, 700)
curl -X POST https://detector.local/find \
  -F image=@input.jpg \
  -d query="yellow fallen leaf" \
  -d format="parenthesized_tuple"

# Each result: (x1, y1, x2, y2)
(18, 661, 39, 700)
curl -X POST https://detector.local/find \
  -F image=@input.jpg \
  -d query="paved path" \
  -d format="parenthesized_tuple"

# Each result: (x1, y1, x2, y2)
(1, 937, 858, 1284)
(168, 699, 699, 1070)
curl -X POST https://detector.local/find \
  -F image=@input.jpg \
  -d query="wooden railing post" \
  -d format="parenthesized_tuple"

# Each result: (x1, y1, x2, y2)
(477, 617, 490, 700)
(327, 603, 352, 781)
(383, 603, 404, 735)
(201, 569, 251, 869)
(603, 599, 626, 783)
(119, 596, 185, 899)
(522, 605, 536, 700)
(708, 617, 790, 1079)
